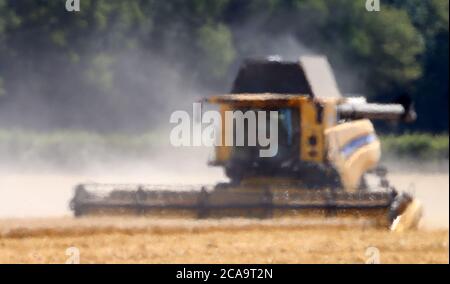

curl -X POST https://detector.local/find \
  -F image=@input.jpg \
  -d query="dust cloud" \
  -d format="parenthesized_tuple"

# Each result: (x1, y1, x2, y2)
(0, 152, 448, 230)
(382, 159, 449, 229)
(0, 146, 226, 218)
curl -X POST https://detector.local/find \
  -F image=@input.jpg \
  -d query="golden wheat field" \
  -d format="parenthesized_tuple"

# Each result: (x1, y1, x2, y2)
(0, 160, 448, 264)
(0, 217, 448, 264)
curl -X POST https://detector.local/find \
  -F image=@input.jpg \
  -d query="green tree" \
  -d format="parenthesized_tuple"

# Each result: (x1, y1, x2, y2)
(388, 0, 449, 131)
(0, 0, 446, 132)
(197, 24, 235, 79)
(290, 0, 424, 94)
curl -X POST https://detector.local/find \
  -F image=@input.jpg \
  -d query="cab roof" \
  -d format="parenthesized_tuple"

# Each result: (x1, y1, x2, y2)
(230, 56, 342, 99)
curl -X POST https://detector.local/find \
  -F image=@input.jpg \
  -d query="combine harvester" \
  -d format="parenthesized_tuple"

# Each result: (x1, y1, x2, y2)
(70, 56, 422, 231)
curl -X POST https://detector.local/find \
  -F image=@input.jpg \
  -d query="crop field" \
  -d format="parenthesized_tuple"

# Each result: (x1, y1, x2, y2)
(0, 147, 448, 264)
(0, 217, 448, 264)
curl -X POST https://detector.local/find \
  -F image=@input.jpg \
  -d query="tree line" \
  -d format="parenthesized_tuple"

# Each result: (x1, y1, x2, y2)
(0, 0, 448, 132)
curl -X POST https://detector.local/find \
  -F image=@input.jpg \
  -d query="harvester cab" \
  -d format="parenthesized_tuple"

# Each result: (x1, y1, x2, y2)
(70, 56, 422, 231)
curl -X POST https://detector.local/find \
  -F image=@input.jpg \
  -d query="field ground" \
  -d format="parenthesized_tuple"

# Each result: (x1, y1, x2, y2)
(0, 155, 447, 264)
(0, 217, 448, 264)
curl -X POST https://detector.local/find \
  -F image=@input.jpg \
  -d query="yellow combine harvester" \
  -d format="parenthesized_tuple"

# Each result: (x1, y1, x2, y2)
(70, 56, 422, 230)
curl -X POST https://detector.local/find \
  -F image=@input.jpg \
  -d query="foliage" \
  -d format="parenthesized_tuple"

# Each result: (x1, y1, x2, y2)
(381, 133, 449, 160)
(0, 0, 447, 132)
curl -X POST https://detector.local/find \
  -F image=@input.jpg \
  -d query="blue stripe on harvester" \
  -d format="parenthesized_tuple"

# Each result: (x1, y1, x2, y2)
(341, 134, 377, 158)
